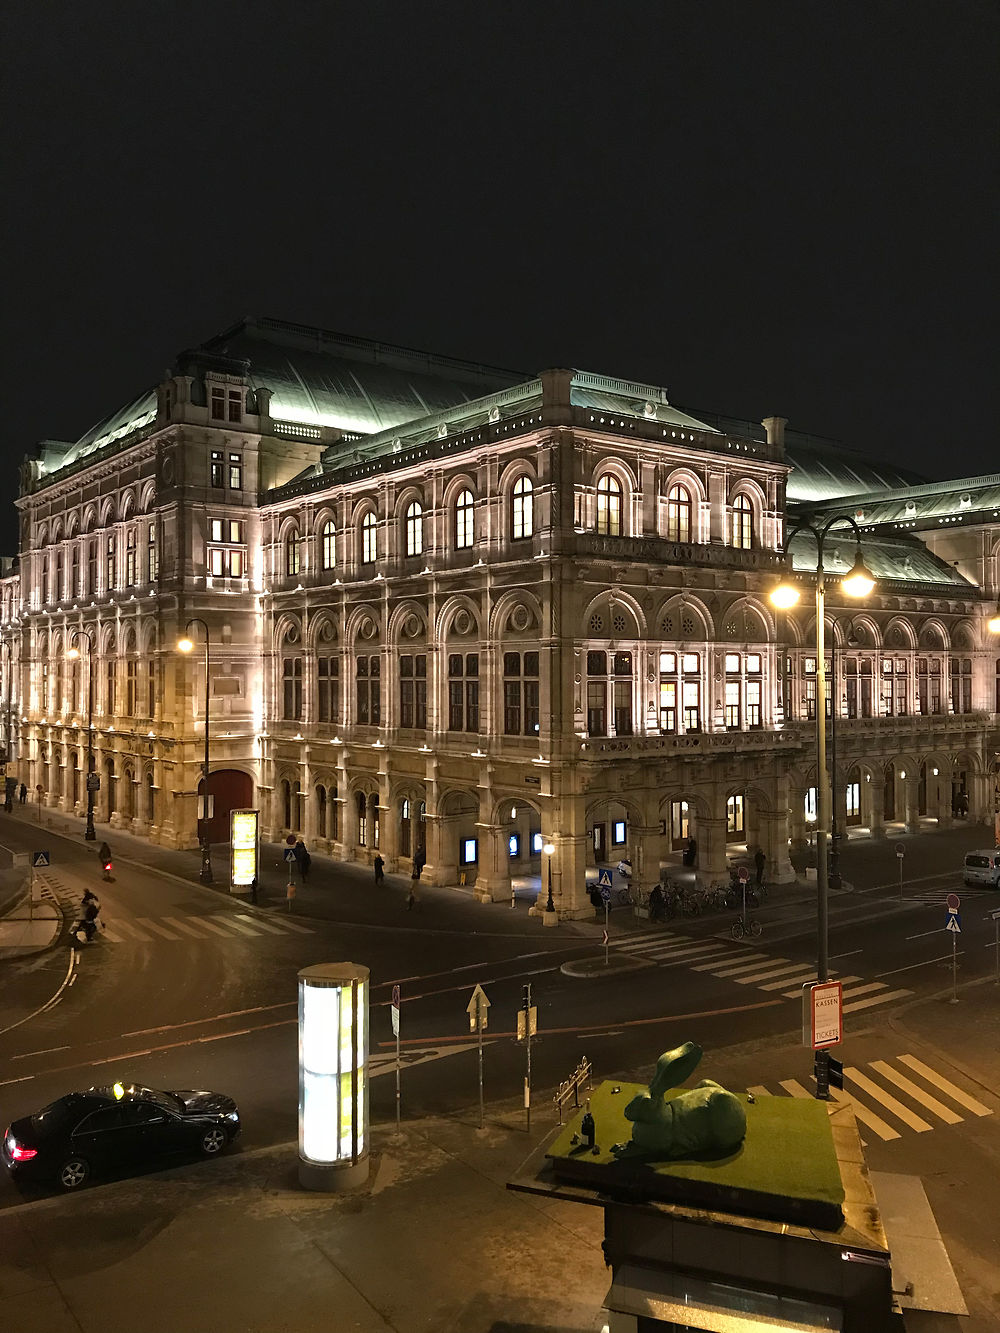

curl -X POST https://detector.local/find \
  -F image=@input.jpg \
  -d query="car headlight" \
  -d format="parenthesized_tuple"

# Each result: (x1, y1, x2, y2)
(225, 1111, 239, 1122)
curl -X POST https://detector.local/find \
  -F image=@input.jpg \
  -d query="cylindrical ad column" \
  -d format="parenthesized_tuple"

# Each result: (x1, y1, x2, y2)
(298, 962, 370, 1190)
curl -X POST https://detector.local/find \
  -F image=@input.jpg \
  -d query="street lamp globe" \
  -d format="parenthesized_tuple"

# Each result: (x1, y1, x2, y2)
(177, 637, 195, 654)
(770, 582, 800, 610)
(841, 550, 876, 599)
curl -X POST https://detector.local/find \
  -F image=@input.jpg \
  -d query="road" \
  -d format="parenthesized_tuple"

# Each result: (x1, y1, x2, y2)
(0, 810, 998, 1327)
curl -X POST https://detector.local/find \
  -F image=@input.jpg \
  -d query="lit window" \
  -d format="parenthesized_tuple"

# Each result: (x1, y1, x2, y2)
(285, 531, 301, 577)
(666, 484, 692, 542)
(321, 521, 336, 570)
(455, 489, 474, 549)
(405, 502, 423, 557)
(210, 450, 224, 487)
(512, 476, 533, 540)
(596, 474, 623, 536)
(361, 512, 377, 564)
(731, 494, 753, 549)
(228, 454, 243, 489)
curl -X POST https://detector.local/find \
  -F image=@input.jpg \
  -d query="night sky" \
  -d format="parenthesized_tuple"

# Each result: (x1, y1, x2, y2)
(3, 2, 997, 553)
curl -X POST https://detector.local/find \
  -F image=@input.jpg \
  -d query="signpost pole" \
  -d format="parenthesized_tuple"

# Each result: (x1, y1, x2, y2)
(477, 1011, 484, 1130)
(898, 846, 904, 899)
(951, 929, 958, 1003)
(467, 984, 490, 1131)
(392, 984, 401, 1134)
(29, 861, 33, 922)
(524, 984, 532, 1135)
(994, 912, 1000, 985)
(946, 892, 961, 1004)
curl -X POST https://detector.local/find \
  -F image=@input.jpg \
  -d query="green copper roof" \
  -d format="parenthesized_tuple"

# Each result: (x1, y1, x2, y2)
(788, 528, 972, 589)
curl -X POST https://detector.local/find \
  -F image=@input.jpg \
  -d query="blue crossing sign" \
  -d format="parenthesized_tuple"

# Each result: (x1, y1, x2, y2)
(946, 891, 961, 933)
(598, 868, 613, 888)
(32, 851, 50, 867)
(284, 848, 298, 863)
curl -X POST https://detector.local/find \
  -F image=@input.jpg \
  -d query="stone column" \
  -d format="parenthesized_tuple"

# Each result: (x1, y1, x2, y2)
(696, 815, 728, 886)
(475, 822, 512, 903)
(867, 775, 885, 839)
(632, 824, 662, 896)
(903, 774, 920, 833)
(788, 781, 808, 851)
(379, 773, 398, 870)
(759, 809, 795, 883)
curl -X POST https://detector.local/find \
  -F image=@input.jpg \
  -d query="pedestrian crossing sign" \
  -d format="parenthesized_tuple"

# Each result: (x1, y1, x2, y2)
(32, 851, 50, 867)
(284, 848, 298, 863)
(946, 914, 961, 934)
(598, 868, 613, 888)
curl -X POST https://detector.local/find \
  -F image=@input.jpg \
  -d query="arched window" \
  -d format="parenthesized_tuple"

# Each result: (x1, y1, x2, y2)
(361, 511, 377, 564)
(357, 790, 368, 846)
(321, 521, 336, 570)
(455, 489, 474, 549)
(731, 494, 753, 549)
(666, 484, 692, 543)
(405, 502, 423, 557)
(284, 530, 301, 577)
(596, 474, 623, 536)
(512, 476, 533, 541)
(125, 529, 137, 586)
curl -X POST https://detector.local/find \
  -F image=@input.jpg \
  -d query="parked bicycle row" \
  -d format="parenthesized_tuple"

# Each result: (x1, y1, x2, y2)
(589, 873, 768, 920)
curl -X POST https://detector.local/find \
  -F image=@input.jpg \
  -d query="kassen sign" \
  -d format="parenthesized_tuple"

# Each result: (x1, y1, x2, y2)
(803, 980, 843, 1049)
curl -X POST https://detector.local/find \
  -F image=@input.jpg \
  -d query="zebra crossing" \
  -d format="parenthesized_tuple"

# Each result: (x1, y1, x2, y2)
(747, 1052, 993, 1142)
(97, 912, 315, 943)
(611, 931, 913, 1015)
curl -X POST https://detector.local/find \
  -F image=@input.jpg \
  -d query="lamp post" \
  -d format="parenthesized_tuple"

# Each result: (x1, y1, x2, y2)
(178, 618, 213, 883)
(771, 518, 875, 1093)
(2, 637, 13, 812)
(67, 632, 96, 840)
(828, 621, 860, 892)
(543, 841, 556, 914)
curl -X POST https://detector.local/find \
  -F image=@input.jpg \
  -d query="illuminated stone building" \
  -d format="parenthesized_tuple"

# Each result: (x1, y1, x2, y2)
(6, 317, 999, 915)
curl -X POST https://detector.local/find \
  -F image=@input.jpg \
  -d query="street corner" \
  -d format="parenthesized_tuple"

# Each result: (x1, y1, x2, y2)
(0, 898, 61, 960)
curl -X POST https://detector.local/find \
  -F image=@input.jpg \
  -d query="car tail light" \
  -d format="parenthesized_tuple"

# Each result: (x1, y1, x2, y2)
(8, 1138, 37, 1162)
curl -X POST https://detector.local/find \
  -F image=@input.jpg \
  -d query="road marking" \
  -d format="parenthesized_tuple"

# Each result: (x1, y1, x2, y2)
(212, 915, 263, 936)
(234, 913, 288, 936)
(826, 1086, 901, 1141)
(100, 924, 127, 942)
(780, 975, 862, 998)
(161, 916, 210, 938)
(690, 952, 766, 971)
(266, 914, 314, 934)
(842, 988, 913, 1014)
(652, 943, 735, 963)
(759, 970, 826, 991)
(138, 918, 184, 941)
(778, 1079, 812, 1098)
(12, 1045, 70, 1060)
(109, 919, 154, 941)
(845, 1068, 932, 1132)
(837, 981, 887, 998)
(733, 962, 813, 984)
(906, 928, 943, 941)
(897, 1055, 992, 1116)
(191, 916, 239, 937)
(878, 954, 962, 978)
(868, 1060, 962, 1124)
(829, 949, 864, 960)
(714, 956, 791, 977)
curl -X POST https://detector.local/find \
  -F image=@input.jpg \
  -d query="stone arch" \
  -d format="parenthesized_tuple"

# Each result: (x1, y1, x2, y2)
(662, 465, 708, 507)
(917, 619, 948, 649)
(655, 594, 713, 643)
(140, 481, 157, 513)
(487, 588, 543, 640)
(580, 590, 645, 641)
(345, 604, 382, 648)
(437, 594, 484, 641)
(83, 505, 98, 533)
(67, 512, 80, 539)
(272, 613, 303, 649)
(51, 517, 64, 543)
(387, 600, 428, 648)
(120, 491, 137, 521)
(306, 611, 339, 651)
(719, 597, 773, 642)
(952, 619, 977, 650)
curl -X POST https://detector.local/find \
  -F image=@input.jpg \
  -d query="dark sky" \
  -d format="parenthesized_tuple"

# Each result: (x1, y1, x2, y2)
(3, 2, 997, 551)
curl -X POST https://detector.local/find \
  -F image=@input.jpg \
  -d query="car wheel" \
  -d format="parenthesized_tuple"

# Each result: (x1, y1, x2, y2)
(58, 1157, 90, 1190)
(199, 1126, 227, 1157)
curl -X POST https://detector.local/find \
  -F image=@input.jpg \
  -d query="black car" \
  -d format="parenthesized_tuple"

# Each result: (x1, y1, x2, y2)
(2, 1081, 241, 1190)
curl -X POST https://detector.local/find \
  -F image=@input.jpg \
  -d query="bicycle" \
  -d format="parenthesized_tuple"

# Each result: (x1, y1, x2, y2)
(731, 914, 762, 940)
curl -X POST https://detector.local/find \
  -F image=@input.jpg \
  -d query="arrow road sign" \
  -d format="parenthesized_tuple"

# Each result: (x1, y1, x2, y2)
(598, 868, 613, 888)
(32, 851, 50, 867)
(467, 983, 491, 1033)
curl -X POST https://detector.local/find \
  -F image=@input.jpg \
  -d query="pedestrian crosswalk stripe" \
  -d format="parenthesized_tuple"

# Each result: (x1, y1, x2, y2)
(779, 1079, 812, 1098)
(759, 970, 825, 991)
(842, 988, 913, 1014)
(714, 956, 793, 978)
(209, 915, 261, 936)
(779, 974, 862, 998)
(139, 918, 184, 941)
(161, 916, 209, 938)
(845, 1067, 932, 1133)
(234, 913, 288, 936)
(826, 1086, 901, 1141)
(690, 951, 766, 971)
(617, 935, 682, 952)
(100, 924, 126, 943)
(653, 943, 733, 962)
(897, 1055, 991, 1116)
(734, 962, 812, 984)
(269, 915, 314, 934)
(108, 919, 154, 942)
(188, 916, 235, 937)
(868, 1060, 962, 1124)
(780, 978, 878, 1001)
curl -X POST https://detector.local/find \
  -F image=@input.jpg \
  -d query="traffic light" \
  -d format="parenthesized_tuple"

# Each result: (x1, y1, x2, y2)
(827, 1055, 844, 1091)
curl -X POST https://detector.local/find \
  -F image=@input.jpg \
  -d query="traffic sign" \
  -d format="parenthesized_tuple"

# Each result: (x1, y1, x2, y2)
(517, 1006, 538, 1041)
(391, 984, 401, 1009)
(738, 866, 749, 883)
(467, 983, 490, 1033)
(32, 851, 50, 867)
(86, 773, 100, 792)
(284, 848, 298, 863)
(598, 868, 613, 888)
(895, 843, 905, 860)
(803, 980, 843, 1049)
(946, 914, 961, 934)
(947, 892, 961, 911)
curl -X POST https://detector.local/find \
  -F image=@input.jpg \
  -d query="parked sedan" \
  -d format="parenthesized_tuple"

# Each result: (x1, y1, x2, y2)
(2, 1081, 241, 1190)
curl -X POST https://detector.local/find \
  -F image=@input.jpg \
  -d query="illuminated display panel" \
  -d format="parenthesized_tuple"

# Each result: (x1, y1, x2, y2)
(230, 809, 258, 886)
(298, 964, 369, 1189)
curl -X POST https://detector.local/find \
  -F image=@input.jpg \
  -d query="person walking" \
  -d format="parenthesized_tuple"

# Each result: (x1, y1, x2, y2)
(18, 782, 26, 804)
(373, 853, 385, 884)
(648, 882, 665, 923)
(293, 839, 312, 881)
(407, 864, 420, 910)
(754, 847, 766, 889)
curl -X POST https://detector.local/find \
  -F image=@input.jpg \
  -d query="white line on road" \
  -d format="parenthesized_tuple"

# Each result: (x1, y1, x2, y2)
(845, 1068, 932, 1132)
(0, 950, 77, 1038)
(878, 954, 962, 978)
(897, 1055, 992, 1116)
(829, 949, 864, 960)
(869, 1060, 962, 1124)
(905, 928, 945, 940)
(842, 989, 913, 1014)
(12, 1045, 70, 1060)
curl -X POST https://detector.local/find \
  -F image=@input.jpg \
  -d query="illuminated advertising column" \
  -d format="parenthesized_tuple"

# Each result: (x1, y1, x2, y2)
(298, 963, 369, 1190)
(230, 809, 258, 893)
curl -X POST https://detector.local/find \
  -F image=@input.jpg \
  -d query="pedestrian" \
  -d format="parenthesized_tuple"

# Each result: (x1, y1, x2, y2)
(250, 876, 259, 905)
(373, 853, 385, 884)
(754, 847, 766, 889)
(98, 841, 113, 881)
(648, 882, 665, 923)
(682, 836, 697, 867)
(413, 847, 425, 879)
(293, 839, 312, 881)
(19, 782, 26, 804)
(407, 864, 420, 910)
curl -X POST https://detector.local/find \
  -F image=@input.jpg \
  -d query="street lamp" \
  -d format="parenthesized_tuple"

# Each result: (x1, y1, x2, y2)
(2, 637, 14, 812)
(543, 841, 555, 914)
(828, 620, 860, 891)
(177, 618, 213, 883)
(67, 632, 96, 840)
(771, 516, 875, 1005)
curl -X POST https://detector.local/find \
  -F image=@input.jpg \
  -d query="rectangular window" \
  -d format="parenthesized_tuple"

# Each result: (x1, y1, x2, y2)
(356, 656, 381, 725)
(399, 655, 427, 728)
(725, 653, 741, 674)
(587, 680, 606, 736)
(532, 832, 543, 854)
(282, 657, 303, 721)
(448, 653, 479, 732)
(228, 390, 242, 423)
(125, 660, 136, 716)
(105, 536, 115, 590)
(317, 657, 339, 723)
(210, 450, 224, 486)
(726, 794, 745, 836)
(746, 679, 762, 728)
(147, 525, 158, 581)
(683, 680, 700, 731)
(503, 651, 538, 735)
(725, 680, 741, 729)
(211, 387, 225, 421)
(229, 454, 243, 489)
(659, 679, 677, 733)
(105, 659, 116, 714)
(659, 652, 677, 673)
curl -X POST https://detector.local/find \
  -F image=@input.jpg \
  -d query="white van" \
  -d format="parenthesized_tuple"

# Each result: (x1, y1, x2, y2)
(963, 850, 1000, 887)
